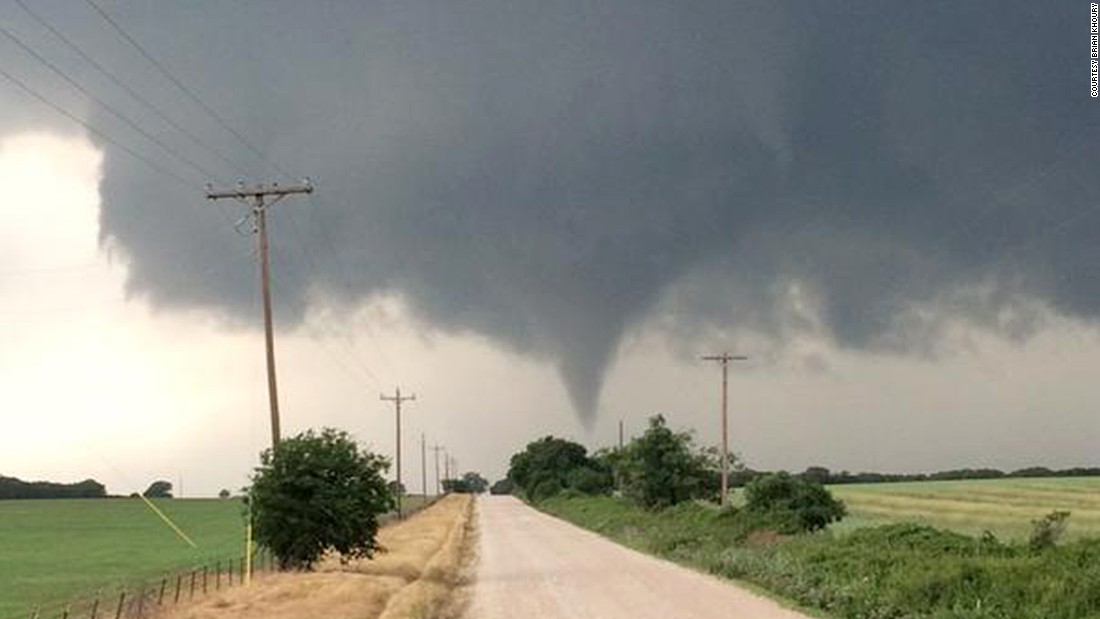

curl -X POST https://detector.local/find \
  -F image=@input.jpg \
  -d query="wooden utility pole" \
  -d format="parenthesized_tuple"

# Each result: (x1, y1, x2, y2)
(432, 444, 443, 495)
(420, 433, 427, 498)
(206, 181, 313, 448)
(443, 450, 450, 485)
(381, 387, 416, 517)
(618, 419, 624, 450)
(701, 353, 748, 507)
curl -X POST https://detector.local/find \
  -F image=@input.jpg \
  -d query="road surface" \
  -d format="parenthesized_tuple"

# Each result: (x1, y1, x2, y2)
(467, 496, 813, 619)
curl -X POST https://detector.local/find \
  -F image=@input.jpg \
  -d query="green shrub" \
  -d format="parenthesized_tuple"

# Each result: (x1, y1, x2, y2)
(489, 478, 514, 495)
(530, 477, 563, 501)
(508, 436, 610, 497)
(1029, 510, 1070, 551)
(619, 415, 712, 509)
(567, 466, 613, 495)
(250, 428, 393, 570)
(744, 472, 846, 532)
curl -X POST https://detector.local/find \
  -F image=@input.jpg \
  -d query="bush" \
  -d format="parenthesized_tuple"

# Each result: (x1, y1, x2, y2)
(744, 472, 846, 532)
(567, 466, 613, 495)
(619, 415, 711, 509)
(1029, 510, 1070, 551)
(508, 436, 591, 494)
(143, 480, 173, 498)
(250, 428, 394, 570)
(507, 435, 614, 498)
(489, 478, 514, 495)
(444, 472, 490, 494)
(530, 478, 563, 501)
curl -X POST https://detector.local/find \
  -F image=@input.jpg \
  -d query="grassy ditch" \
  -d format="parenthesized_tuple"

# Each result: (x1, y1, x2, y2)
(539, 494, 1100, 619)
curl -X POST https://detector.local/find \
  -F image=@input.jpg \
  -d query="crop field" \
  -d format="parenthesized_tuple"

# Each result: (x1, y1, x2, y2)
(0, 498, 245, 619)
(827, 476, 1100, 540)
(0, 494, 437, 619)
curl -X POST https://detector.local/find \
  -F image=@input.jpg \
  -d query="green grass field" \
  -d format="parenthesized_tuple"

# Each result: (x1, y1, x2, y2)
(0, 498, 246, 619)
(0, 494, 438, 619)
(826, 477, 1100, 540)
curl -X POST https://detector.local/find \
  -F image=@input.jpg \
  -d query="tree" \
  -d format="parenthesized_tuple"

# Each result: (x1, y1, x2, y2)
(801, 466, 832, 485)
(250, 428, 394, 570)
(218, 489, 231, 499)
(507, 436, 598, 499)
(744, 472, 847, 532)
(441, 473, 487, 494)
(461, 471, 489, 494)
(489, 478, 514, 495)
(143, 480, 173, 498)
(0, 476, 106, 499)
(618, 415, 711, 508)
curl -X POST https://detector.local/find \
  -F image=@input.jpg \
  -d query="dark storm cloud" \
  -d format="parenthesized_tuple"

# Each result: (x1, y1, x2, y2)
(5, 1, 1094, 420)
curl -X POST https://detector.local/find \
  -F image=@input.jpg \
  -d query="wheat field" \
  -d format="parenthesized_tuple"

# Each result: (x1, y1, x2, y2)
(828, 477, 1100, 539)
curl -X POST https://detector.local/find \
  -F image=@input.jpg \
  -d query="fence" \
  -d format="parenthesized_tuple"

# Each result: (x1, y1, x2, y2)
(13, 548, 275, 619)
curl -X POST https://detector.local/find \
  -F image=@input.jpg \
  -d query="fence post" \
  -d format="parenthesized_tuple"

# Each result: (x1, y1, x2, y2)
(173, 574, 182, 605)
(216, 560, 221, 590)
(227, 558, 233, 586)
(136, 585, 144, 618)
(113, 591, 125, 619)
(189, 570, 196, 600)
(239, 556, 245, 583)
(89, 594, 99, 619)
(158, 578, 166, 605)
(202, 566, 208, 594)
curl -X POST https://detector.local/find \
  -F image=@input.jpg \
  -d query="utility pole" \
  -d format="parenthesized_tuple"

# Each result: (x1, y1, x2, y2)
(443, 450, 450, 486)
(432, 444, 443, 495)
(206, 181, 313, 448)
(701, 353, 748, 507)
(618, 419, 624, 450)
(420, 433, 427, 498)
(381, 387, 416, 518)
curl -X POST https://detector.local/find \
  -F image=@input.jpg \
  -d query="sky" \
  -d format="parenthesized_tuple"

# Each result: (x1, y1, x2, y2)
(1, 1, 1099, 496)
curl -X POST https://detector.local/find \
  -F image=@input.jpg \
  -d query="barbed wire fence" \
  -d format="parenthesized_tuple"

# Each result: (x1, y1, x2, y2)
(9, 547, 275, 619)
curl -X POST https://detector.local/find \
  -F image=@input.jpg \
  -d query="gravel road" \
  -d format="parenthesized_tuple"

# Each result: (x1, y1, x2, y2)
(466, 496, 813, 619)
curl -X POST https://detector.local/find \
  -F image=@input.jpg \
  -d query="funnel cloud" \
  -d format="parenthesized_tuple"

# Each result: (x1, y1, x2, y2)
(1, 2, 1090, 422)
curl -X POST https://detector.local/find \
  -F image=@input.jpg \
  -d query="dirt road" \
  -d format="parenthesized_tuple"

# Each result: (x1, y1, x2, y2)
(467, 496, 813, 619)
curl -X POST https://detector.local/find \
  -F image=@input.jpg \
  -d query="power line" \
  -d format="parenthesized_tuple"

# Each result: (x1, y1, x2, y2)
(278, 206, 390, 386)
(83, 0, 295, 181)
(305, 191, 398, 378)
(260, 237, 384, 398)
(0, 18, 227, 186)
(0, 62, 196, 191)
(13, 0, 254, 180)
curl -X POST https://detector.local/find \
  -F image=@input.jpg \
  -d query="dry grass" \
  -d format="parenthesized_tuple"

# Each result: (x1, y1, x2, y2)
(155, 495, 475, 619)
(828, 477, 1100, 539)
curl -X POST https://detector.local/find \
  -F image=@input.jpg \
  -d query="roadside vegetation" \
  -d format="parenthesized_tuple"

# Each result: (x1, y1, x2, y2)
(506, 415, 1100, 618)
(541, 495, 1100, 619)
(251, 428, 394, 569)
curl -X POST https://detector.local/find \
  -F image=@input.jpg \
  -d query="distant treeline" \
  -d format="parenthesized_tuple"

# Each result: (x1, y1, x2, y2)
(730, 466, 1100, 488)
(0, 475, 107, 499)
